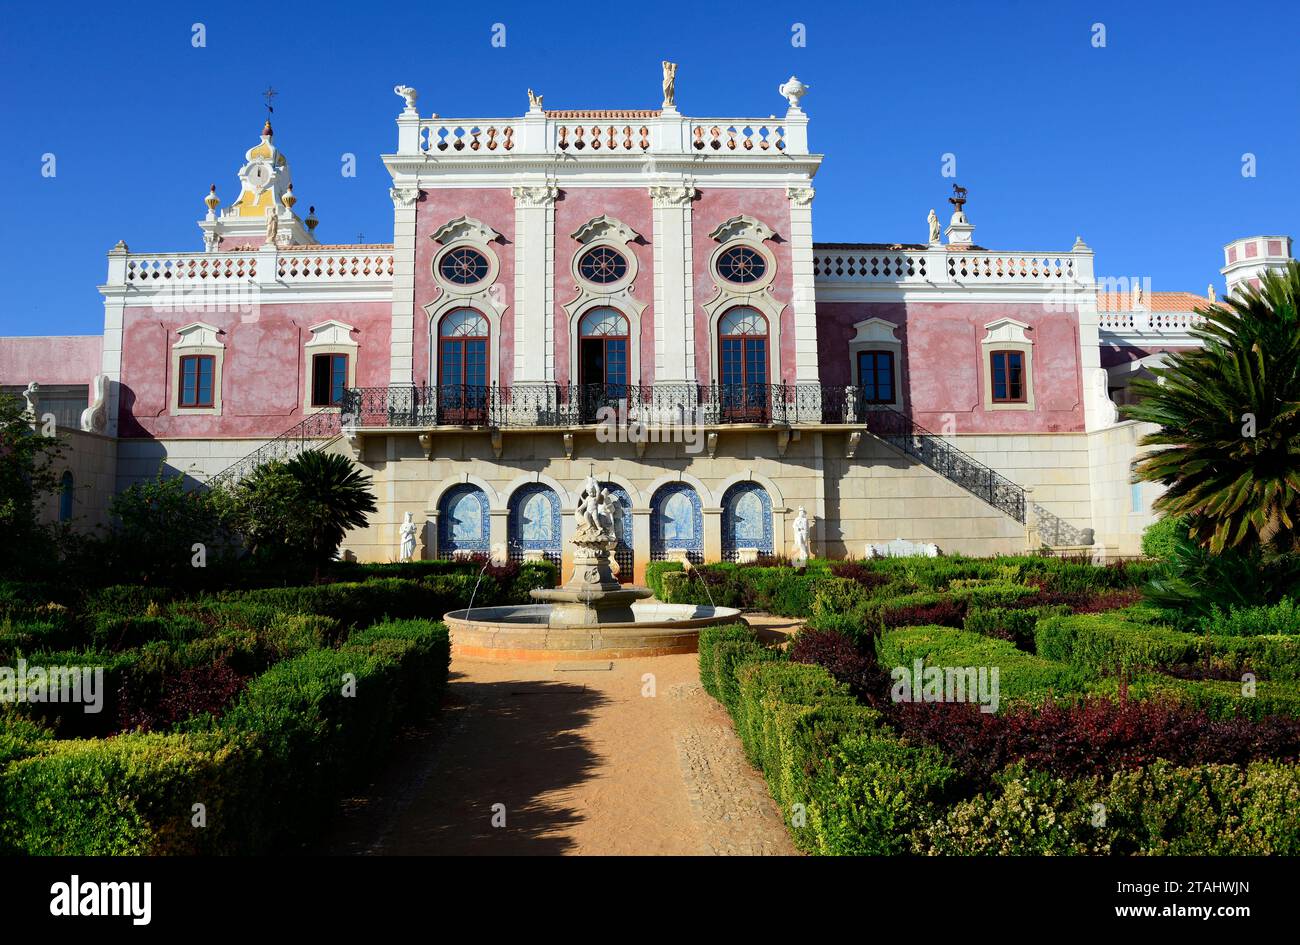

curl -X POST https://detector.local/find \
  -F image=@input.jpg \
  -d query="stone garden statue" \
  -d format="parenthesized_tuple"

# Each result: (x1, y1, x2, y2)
(792, 506, 813, 567)
(662, 61, 677, 107)
(574, 477, 621, 546)
(22, 381, 39, 420)
(399, 511, 418, 562)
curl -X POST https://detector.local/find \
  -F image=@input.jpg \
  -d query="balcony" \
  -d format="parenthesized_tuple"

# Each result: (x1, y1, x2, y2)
(340, 383, 856, 429)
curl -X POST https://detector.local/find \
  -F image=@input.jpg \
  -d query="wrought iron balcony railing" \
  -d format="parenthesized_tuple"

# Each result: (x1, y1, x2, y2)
(340, 383, 848, 429)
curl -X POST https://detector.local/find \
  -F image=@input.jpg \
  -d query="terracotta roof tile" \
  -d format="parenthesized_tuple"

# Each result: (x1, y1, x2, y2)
(1097, 291, 1215, 312)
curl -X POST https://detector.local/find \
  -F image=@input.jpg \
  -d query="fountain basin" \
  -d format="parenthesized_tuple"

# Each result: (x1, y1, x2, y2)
(443, 602, 744, 661)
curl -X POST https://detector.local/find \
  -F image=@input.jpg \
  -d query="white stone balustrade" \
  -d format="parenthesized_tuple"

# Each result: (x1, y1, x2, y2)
(1097, 308, 1207, 345)
(111, 248, 395, 289)
(813, 249, 1091, 286)
(399, 110, 810, 157)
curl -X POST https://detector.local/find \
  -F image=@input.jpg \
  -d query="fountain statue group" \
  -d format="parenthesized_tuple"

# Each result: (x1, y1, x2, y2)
(574, 475, 624, 548)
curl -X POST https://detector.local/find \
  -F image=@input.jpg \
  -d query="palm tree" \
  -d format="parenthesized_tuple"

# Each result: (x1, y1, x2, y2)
(1124, 261, 1300, 554)
(283, 451, 378, 573)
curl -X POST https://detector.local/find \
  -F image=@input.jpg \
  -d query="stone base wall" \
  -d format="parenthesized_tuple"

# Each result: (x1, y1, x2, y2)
(1086, 420, 1163, 556)
(40, 428, 118, 533)
(102, 428, 1122, 580)
(334, 427, 1094, 581)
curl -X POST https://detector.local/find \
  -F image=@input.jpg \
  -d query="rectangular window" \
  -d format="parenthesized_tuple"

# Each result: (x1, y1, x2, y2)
(990, 350, 1025, 403)
(178, 355, 215, 408)
(311, 353, 348, 407)
(857, 350, 896, 404)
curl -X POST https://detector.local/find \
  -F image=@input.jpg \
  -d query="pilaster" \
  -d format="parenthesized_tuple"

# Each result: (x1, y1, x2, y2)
(650, 180, 696, 383)
(787, 185, 819, 383)
(512, 182, 558, 383)
(389, 185, 421, 384)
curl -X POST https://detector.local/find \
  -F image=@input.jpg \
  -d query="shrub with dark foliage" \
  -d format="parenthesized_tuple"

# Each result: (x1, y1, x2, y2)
(787, 628, 885, 697)
(881, 597, 966, 629)
(828, 561, 892, 591)
(889, 696, 1300, 787)
(117, 662, 249, 734)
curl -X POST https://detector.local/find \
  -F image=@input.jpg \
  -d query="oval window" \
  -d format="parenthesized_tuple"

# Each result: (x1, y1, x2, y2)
(716, 245, 767, 285)
(577, 246, 629, 285)
(438, 247, 491, 285)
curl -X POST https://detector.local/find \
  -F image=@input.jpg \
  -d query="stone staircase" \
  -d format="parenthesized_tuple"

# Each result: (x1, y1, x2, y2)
(860, 406, 1093, 549)
(204, 412, 344, 489)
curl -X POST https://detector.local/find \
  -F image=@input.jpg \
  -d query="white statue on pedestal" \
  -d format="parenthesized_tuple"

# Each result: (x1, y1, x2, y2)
(399, 511, 418, 562)
(662, 61, 677, 108)
(574, 477, 621, 546)
(927, 209, 941, 244)
(792, 507, 813, 566)
(22, 382, 39, 420)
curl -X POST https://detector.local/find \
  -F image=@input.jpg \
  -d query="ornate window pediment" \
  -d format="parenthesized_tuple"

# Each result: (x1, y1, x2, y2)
(571, 214, 640, 246)
(707, 214, 776, 244)
(306, 320, 358, 348)
(173, 322, 225, 349)
(981, 317, 1033, 346)
(431, 215, 501, 246)
(849, 318, 900, 345)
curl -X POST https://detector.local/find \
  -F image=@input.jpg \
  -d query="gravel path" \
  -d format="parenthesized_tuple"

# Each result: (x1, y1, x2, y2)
(322, 644, 798, 856)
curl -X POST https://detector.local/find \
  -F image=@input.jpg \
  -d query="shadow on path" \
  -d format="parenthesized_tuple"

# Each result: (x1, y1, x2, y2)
(320, 672, 608, 856)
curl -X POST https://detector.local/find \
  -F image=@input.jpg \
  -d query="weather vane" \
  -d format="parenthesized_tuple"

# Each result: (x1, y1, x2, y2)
(262, 86, 277, 117)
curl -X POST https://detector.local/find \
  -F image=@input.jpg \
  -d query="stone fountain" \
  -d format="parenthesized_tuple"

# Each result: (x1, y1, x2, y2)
(443, 476, 742, 660)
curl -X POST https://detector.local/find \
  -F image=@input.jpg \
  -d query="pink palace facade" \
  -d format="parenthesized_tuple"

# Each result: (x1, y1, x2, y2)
(3, 76, 1295, 579)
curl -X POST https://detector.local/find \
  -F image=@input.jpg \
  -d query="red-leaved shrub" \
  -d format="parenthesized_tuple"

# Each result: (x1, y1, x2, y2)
(118, 663, 249, 733)
(788, 628, 879, 695)
(882, 598, 966, 629)
(888, 696, 1300, 785)
(829, 561, 892, 591)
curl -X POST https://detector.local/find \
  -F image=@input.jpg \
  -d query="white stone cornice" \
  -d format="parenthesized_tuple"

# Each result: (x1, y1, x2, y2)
(431, 215, 501, 245)
(707, 214, 776, 243)
(511, 184, 559, 208)
(389, 186, 421, 208)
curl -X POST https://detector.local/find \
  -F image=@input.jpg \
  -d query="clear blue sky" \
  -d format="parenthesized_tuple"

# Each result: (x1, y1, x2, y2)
(1, 0, 1296, 336)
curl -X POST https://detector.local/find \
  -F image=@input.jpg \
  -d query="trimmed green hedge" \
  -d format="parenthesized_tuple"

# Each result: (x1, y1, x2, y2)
(0, 619, 452, 854)
(1037, 613, 1300, 680)
(1035, 613, 1199, 674)
(919, 759, 1300, 856)
(697, 623, 760, 700)
(697, 606, 1300, 855)
(645, 561, 684, 600)
(964, 604, 1069, 651)
(877, 625, 1091, 703)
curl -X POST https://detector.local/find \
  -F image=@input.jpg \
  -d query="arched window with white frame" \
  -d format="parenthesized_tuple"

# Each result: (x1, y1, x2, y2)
(576, 307, 630, 421)
(718, 307, 770, 421)
(438, 308, 489, 423)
